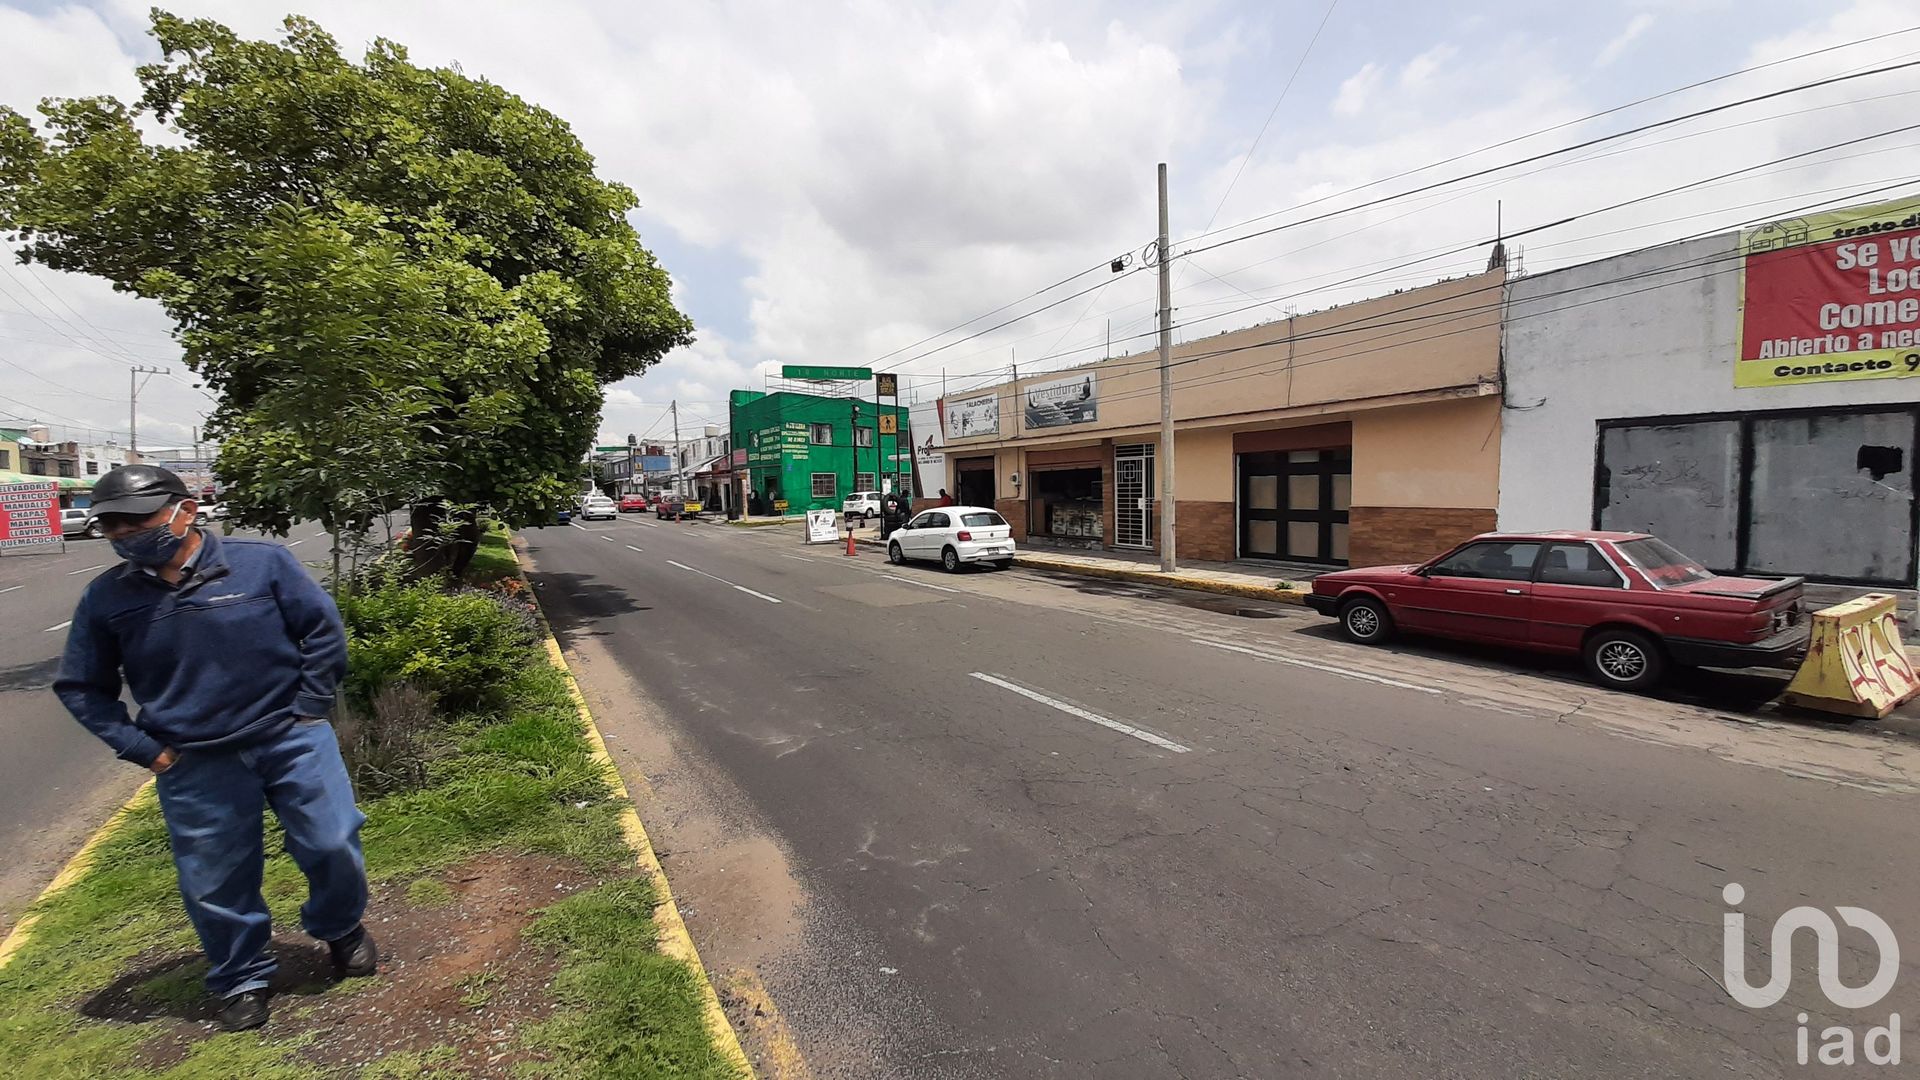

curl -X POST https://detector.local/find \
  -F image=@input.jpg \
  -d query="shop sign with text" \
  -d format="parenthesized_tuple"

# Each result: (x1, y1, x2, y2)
(1739, 197, 1920, 388)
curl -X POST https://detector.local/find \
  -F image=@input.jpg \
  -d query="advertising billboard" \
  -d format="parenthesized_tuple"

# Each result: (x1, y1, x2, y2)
(1023, 373, 1098, 428)
(942, 393, 1000, 440)
(1738, 196, 1920, 388)
(0, 480, 61, 549)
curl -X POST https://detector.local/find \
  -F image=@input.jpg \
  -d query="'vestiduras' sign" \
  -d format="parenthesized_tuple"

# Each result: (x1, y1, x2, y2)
(1738, 197, 1920, 388)
(1023, 373, 1097, 428)
(942, 393, 999, 440)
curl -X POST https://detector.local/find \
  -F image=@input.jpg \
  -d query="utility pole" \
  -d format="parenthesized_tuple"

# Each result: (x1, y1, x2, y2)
(128, 365, 168, 459)
(670, 399, 681, 497)
(1156, 162, 1177, 572)
(850, 400, 862, 500)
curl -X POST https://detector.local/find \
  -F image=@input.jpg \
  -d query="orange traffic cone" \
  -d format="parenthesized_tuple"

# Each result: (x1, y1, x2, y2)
(845, 527, 857, 557)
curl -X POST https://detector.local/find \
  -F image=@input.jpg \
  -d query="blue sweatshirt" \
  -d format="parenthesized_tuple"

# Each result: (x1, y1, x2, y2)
(54, 530, 348, 768)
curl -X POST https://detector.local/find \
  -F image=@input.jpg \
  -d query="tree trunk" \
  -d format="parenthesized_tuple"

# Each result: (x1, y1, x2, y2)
(407, 500, 480, 579)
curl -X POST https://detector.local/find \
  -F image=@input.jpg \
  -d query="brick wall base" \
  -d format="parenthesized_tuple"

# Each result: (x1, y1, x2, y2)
(1348, 506, 1496, 567)
(1175, 500, 1235, 562)
(995, 498, 1029, 541)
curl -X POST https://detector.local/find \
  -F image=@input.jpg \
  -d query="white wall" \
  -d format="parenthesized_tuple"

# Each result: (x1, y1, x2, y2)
(1498, 233, 1920, 531)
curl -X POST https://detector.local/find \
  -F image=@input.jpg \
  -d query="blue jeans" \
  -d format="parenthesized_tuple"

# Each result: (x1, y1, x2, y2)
(153, 718, 368, 997)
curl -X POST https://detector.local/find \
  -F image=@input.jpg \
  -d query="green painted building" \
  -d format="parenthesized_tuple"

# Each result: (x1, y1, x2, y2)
(731, 390, 911, 514)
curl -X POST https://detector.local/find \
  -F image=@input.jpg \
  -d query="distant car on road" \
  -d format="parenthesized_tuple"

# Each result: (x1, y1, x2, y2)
(619, 494, 648, 513)
(654, 495, 685, 520)
(887, 505, 1015, 572)
(61, 507, 101, 539)
(1304, 530, 1808, 692)
(580, 495, 617, 521)
(843, 491, 882, 524)
(539, 506, 572, 527)
(193, 503, 227, 526)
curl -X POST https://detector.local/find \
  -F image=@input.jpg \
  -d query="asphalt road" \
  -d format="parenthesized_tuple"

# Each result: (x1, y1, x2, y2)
(526, 515, 1920, 1079)
(0, 522, 333, 933)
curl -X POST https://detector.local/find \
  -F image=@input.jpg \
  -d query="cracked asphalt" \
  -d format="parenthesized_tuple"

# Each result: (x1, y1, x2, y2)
(527, 517, 1920, 1079)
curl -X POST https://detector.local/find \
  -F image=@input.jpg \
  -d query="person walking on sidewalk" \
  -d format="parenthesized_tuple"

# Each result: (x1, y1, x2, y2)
(52, 464, 374, 1033)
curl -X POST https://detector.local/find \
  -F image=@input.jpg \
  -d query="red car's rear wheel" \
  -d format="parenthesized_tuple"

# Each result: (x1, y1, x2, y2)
(1338, 596, 1393, 645)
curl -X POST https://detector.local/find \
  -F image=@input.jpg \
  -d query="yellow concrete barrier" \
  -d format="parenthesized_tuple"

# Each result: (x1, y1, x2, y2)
(1783, 593, 1919, 719)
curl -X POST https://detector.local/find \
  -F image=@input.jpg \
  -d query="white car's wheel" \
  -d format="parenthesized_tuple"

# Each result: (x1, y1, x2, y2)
(941, 546, 961, 573)
(889, 542, 905, 565)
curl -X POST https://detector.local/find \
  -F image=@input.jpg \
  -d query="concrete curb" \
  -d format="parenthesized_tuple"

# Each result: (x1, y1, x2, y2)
(727, 518, 795, 528)
(515, 543, 758, 1078)
(0, 780, 156, 970)
(850, 535, 1309, 604)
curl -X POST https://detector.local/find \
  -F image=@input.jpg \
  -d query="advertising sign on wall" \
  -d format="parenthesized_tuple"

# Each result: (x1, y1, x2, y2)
(1023, 373, 1098, 428)
(1738, 196, 1920, 388)
(0, 480, 60, 549)
(942, 393, 1000, 440)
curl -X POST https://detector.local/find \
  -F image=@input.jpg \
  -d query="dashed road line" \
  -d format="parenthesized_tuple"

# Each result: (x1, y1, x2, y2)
(44, 620, 72, 633)
(603, 536, 616, 543)
(0, 585, 21, 595)
(1189, 638, 1440, 694)
(625, 545, 644, 553)
(287, 539, 305, 548)
(569, 522, 588, 531)
(667, 560, 782, 604)
(970, 673, 1190, 753)
(66, 564, 106, 576)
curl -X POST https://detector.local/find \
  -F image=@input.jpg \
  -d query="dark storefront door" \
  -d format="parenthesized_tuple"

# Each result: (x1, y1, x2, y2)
(1240, 448, 1351, 564)
(956, 458, 995, 507)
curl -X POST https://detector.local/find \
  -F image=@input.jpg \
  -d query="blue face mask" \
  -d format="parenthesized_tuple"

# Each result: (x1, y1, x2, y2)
(110, 504, 189, 567)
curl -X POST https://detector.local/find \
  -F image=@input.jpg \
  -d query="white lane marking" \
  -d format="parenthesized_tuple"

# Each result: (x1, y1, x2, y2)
(884, 575, 961, 594)
(569, 522, 588, 531)
(625, 545, 644, 553)
(1188, 638, 1441, 694)
(667, 559, 782, 603)
(287, 539, 305, 547)
(67, 564, 107, 575)
(0, 585, 22, 595)
(603, 536, 616, 543)
(970, 673, 1191, 753)
(45, 620, 72, 633)
(780, 554, 814, 563)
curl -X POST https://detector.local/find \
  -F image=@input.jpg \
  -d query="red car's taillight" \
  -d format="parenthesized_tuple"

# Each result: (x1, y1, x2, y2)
(957, 530, 973, 542)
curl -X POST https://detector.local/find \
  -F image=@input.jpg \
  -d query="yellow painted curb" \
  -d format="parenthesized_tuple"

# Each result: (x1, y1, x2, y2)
(0, 780, 156, 970)
(728, 518, 795, 528)
(516, 546, 757, 1078)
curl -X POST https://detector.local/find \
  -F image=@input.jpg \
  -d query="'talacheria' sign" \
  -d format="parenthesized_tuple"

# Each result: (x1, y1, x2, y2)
(1738, 196, 1920, 388)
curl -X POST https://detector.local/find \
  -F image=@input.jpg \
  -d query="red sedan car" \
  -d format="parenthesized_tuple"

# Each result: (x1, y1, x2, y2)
(618, 494, 649, 513)
(1305, 531, 1807, 691)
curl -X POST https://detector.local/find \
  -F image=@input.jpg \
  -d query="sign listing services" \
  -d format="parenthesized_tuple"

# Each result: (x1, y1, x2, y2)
(1738, 196, 1920, 388)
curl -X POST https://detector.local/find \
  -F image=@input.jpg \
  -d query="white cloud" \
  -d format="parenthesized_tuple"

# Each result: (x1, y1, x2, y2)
(1333, 62, 1382, 116)
(1595, 13, 1656, 68)
(2, 0, 1918, 459)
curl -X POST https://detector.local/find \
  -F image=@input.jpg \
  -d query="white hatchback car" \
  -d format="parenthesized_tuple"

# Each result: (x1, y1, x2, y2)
(888, 505, 1016, 572)
(842, 491, 883, 523)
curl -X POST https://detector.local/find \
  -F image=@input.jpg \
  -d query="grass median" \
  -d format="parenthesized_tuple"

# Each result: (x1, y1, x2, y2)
(0, 527, 742, 1079)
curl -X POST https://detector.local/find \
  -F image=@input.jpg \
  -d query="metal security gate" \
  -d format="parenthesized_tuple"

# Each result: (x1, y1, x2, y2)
(1114, 443, 1153, 549)
(1596, 405, 1918, 587)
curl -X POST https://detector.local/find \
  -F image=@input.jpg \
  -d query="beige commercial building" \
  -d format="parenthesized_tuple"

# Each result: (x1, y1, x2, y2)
(938, 268, 1506, 568)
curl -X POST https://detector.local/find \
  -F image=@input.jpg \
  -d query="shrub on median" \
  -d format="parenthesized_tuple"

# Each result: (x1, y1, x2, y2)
(337, 564, 540, 717)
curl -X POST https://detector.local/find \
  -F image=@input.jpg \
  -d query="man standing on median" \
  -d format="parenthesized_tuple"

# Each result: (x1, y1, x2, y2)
(52, 464, 374, 1033)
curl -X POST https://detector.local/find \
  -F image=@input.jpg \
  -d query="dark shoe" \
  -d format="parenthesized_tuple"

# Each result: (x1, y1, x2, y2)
(328, 925, 377, 978)
(217, 989, 269, 1032)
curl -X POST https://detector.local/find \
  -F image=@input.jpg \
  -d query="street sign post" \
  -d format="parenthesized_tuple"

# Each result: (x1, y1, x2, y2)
(782, 365, 872, 382)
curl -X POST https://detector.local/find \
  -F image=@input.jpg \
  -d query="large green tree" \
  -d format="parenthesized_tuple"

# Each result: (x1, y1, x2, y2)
(0, 10, 690, 559)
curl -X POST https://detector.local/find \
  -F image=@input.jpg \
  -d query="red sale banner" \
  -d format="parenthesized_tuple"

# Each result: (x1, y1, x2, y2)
(1738, 197, 1920, 388)
(0, 480, 60, 549)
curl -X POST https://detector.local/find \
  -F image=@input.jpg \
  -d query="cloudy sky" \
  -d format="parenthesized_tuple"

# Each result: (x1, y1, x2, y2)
(2, 0, 1917, 451)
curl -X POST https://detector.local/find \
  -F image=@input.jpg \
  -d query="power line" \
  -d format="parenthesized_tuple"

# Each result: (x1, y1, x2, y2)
(1178, 26, 1920, 248)
(1180, 58, 1920, 260)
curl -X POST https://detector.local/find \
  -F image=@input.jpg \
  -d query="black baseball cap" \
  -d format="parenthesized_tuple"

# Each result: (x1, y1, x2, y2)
(89, 464, 192, 517)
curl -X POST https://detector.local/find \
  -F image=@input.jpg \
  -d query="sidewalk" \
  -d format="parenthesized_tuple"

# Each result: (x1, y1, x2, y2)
(851, 526, 1312, 603)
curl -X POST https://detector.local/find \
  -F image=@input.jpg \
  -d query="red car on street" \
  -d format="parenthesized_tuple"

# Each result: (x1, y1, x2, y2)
(618, 494, 648, 513)
(1304, 531, 1807, 691)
